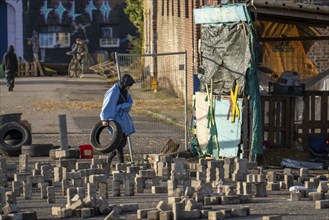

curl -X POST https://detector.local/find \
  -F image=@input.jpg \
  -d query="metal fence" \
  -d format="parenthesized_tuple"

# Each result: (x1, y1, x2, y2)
(114, 52, 189, 157)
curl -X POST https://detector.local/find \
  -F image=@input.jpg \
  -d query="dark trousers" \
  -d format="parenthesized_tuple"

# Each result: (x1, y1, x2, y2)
(5, 71, 15, 90)
(108, 135, 127, 164)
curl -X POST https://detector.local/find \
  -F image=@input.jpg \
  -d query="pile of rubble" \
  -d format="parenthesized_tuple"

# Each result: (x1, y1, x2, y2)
(0, 149, 329, 219)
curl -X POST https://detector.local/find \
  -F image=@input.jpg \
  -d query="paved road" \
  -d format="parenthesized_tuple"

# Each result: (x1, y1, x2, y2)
(0, 74, 185, 155)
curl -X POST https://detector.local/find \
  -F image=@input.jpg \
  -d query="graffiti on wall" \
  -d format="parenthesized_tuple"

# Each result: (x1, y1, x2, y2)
(40, 0, 112, 24)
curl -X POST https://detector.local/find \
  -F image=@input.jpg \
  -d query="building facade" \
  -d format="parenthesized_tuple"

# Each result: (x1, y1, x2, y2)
(1, 0, 138, 65)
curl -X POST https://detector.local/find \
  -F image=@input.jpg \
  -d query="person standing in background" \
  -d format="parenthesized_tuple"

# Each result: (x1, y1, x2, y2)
(31, 30, 44, 76)
(2, 45, 18, 91)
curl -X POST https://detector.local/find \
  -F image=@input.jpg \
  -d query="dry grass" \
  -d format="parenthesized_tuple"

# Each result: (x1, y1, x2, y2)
(31, 100, 102, 112)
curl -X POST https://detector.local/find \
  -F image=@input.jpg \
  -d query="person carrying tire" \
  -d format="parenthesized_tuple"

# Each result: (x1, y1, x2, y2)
(2, 45, 18, 91)
(100, 73, 136, 165)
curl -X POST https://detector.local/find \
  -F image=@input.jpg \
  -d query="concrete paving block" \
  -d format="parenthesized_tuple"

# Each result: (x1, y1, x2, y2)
(184, 186, 194, 197)
(263, 215, 282, 220)
(208, 210, 225, 220)
(183, 210, 201, 219)
(137, 208, 156, 219)
(209, 196, 220, 205)
(147, 210, 160, 220)
(83, 196, 96, 208)
(97, 198, 111, 215)
(289, 192, 302, 201)
(220, 209, 232, 218)
(70, 199, 84, 210)
(317, 181, 328, 193)
(152, 186, 168, 194)
(239, 195, 253, 203)
(5, 192, 16, 205)
(119, 203, 138, 212)
(231, 206, 249, 217)
(325, 193, 329, 200)
(81, 207, 92, 218)
(156, 201, 170, 211)
(172, 202, 184, 220)
(2, 204, 19, 214)
(184, 199, 198, 211)
(315, 199, 329, 209)
(168, 197, 180, 206)
(159, 210, 173, 220)
(266, 171, 277, 183)
(220, 196, 240, 205)
(194, 191, 205, 203)
(22, 211, 37, 220)
(105, 206, 122, 219)
(7, 213, 23, 220)
(139, 170, 156, 178)
(309, 192, 324, 201)
(267, 182, 280, 191)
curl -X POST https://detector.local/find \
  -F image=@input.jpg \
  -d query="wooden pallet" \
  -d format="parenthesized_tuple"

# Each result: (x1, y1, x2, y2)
(89, 61, 117, 77)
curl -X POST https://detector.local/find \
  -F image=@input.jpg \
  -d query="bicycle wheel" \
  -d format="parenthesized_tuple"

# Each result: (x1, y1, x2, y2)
(68, 60, 76, 78)
(76, 63, 82, 78)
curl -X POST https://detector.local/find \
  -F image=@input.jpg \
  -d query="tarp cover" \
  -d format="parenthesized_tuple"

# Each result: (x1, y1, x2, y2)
(200, 23, 251, 96)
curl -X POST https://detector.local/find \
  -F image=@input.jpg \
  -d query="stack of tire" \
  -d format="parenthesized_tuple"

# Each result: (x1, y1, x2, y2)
(0, 113, 32, 156)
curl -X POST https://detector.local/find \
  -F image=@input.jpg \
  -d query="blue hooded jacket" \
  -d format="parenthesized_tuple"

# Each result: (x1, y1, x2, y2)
(100, 74, 135, 135)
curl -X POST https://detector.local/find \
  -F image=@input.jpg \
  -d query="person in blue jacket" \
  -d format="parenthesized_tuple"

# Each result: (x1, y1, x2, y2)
(100, 73, 136, 164)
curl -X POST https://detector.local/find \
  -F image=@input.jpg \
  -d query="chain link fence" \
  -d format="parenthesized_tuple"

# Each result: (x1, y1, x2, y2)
(115, 52, 189, 157)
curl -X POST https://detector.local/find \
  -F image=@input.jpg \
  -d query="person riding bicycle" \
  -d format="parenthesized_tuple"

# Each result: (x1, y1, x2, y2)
(66, 38, 88, 77)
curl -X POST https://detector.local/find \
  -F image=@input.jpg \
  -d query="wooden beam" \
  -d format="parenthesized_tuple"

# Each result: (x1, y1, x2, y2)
(260, 36, 329, 42)
(249, 7, 329, 27)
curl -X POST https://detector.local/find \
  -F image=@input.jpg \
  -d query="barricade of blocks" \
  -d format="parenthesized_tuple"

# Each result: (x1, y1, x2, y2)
(1, 151, 329, 219)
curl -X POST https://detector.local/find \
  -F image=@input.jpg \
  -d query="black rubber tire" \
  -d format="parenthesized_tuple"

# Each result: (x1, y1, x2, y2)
(0, 122, 32, 156)
(21, 144, 59, 157)
(90, 120, 122, 153)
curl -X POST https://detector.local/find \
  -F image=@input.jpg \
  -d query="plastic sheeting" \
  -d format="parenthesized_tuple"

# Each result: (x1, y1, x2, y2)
(281, 158, 323, 170)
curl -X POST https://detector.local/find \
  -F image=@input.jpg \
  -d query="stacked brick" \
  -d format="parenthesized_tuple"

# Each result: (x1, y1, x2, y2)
(1, 150, 329, 219)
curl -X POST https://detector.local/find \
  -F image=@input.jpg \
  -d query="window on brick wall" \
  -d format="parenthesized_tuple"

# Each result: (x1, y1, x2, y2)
(162, 0, 164, 16)
(167, 0, 169, 16)
(178, 0, 181, 17)
(172, 0, 174, 16)
(185, 0, 189, 18)
(39, 32, 70, 48)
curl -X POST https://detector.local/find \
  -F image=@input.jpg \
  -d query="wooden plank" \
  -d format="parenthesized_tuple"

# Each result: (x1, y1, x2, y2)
(285, 97, 291, 147)
(260, 36, 329, 42)
(275, 99, 281, 146)
(321, 94, 328, 129)
(268, 97, 275, 146)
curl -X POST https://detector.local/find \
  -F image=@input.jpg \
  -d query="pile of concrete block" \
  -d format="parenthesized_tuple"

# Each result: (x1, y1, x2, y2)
(2, 149, 329, 219)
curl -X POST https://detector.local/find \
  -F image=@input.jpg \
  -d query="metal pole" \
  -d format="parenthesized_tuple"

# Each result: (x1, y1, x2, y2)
(127, 136, 134, 163)
(184, 51, 188, 151)
(114, 52, 121, 79)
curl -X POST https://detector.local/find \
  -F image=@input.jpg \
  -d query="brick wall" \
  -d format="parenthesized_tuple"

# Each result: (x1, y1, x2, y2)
(154, 0, 200, 101)
(307, 27, 329, 73)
